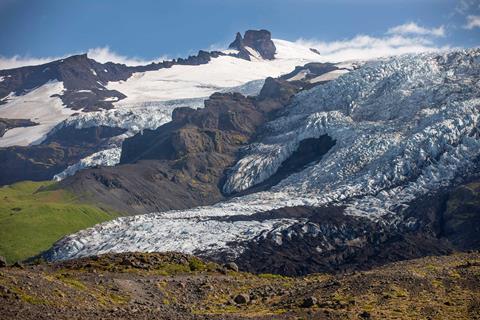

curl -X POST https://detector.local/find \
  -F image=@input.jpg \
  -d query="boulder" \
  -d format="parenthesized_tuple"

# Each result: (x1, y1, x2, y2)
(224, 262, 239, 272)
(234, 293, 250, 304)
(301, 296, 317, 308)
(0, 256, 7, 268)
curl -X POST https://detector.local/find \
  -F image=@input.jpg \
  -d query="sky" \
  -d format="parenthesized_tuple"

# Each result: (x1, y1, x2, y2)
(0, 0, 479, 68)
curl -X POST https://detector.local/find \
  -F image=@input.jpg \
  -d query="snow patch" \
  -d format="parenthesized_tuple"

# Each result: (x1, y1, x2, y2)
(310, 69, 350, 83)
(0, 81, 74, 147)
(103, 97, 119, 102)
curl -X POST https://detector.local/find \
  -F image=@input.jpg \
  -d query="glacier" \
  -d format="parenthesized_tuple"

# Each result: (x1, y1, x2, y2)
(46, 49, 480, 261)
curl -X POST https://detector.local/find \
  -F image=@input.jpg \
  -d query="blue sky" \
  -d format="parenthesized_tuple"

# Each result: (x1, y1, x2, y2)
(0, 0, 479, 68)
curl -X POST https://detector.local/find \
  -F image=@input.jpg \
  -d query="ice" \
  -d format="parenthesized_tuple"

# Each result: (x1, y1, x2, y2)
(47, 49, 480, 261)
(53, 147, 122, 181)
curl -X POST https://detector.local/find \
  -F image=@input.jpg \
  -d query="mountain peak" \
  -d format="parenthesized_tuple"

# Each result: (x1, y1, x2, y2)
(228, 32, 244, 50)
(228, 29, 276, 60)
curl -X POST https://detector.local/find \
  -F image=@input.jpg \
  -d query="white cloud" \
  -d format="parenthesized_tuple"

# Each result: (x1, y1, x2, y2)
(0, 55, 67, 70)
(86, 47, 168, 66)
(387, 22, 445, 37)
(464, 15, 480, 29)
(296, 34, 448, 62)
(0, 47, 168, 70)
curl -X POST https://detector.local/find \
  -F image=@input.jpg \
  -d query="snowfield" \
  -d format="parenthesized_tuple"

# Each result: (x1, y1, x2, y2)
(105, 40, 322, 105)
(46, 49, 480, 261)
(0, 81, 74, 147)
(0, 40, 321, 148)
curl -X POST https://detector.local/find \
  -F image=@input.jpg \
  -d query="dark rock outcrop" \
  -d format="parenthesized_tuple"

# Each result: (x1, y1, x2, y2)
(229, 32, 244, 51)
(228, 30, 277, 60)
(0, 118, 38, 137)
(441, 180, 480, 249)
(0, 54, 131, 111)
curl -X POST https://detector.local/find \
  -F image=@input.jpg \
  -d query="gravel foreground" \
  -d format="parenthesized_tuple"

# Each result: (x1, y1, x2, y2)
(0, 251, 479, 320)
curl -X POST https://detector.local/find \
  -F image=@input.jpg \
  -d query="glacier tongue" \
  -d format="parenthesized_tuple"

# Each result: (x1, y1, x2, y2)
(53, 147, 122, 181)
(47, 49, 480, 261)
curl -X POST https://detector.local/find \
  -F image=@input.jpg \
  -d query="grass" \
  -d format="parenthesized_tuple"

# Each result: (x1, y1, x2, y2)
(0, 180, 120, 263)
(56, 273, 88, 290)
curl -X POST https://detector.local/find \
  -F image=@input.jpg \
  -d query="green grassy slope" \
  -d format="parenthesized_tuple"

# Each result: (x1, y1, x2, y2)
(0, 181, 120, 263)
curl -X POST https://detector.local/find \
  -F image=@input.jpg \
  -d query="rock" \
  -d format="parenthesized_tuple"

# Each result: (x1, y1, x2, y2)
(228, 32, 244, 50)
(228, 30, 276, 60)
(318, 300, 333, 308)
(359, 310, 371, 319)
(13, 261, 24, 269)
(0, 118, 38, 138)
(301, 296, 318, 308)
(0, 256, 7, 268)
(224, 262, 239, 272)
(234, 294, 250, 305)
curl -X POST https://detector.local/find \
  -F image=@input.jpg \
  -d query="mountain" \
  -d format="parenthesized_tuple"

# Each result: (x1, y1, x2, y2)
(42, 49, 480, 276)
(55, 68, 345, 215)
(0, 30, 334, 185)
(1, 29, 479, 282)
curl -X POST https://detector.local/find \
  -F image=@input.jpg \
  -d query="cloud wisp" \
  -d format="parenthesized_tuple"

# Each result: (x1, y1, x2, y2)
(0, 47, 168, 70)
(464, 15, 480, 29)
(86, 47, 168, 66)
(387, 22, 445, 37)
(296, 34, 448, 62)
(0, 55, 68, 70)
